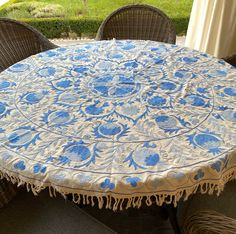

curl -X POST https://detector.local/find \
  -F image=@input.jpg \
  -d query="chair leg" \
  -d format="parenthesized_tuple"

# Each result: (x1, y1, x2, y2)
(166, 204, 181, 234)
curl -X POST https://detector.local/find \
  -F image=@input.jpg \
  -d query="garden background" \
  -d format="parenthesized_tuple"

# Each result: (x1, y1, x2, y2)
(0, 0, 193, 38)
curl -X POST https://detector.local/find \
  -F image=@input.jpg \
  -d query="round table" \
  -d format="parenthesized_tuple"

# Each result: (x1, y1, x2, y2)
(0, 40, 236, 211)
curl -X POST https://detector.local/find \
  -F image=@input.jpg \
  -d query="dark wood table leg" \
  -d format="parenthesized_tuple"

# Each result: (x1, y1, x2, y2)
(166, 204, 181, 234)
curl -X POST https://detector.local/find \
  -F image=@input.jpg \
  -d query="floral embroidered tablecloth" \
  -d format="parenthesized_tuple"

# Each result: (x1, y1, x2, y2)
(0, 40, 236, 210)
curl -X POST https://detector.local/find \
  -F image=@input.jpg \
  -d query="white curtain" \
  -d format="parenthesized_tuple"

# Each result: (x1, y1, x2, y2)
(185, 0, 236, 58)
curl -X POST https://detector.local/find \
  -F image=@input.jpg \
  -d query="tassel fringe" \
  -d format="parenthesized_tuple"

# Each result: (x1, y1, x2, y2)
(1, 168, 236, 211)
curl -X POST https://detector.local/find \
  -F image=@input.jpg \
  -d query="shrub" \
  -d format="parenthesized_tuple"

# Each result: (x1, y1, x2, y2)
(22, 17, 103, 38)
(3, 1, 65, 18)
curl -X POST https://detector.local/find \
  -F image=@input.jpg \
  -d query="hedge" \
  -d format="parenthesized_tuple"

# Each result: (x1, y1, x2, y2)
(18, 16, 190, 39)
(21, 17, 102, 38)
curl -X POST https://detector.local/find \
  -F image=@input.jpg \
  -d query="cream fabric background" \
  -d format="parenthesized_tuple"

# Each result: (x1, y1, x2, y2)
(185, 0, 236, 58)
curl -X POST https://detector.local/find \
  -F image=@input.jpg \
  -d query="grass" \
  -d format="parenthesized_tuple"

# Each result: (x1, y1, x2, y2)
(0, 0, 193, 37)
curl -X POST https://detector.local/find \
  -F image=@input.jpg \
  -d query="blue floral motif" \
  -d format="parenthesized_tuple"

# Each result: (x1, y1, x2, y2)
(33, 163, 46, 174)
(85, 101, 109, 116)
(70, 66, 88, 76)
(51, 79, 72, 91)
(208, 69, 228, 78)
(99, 123, 121, 135)
(45, 51, 57, 57)
(182, 57, 198, 63)
(19, 91, 47, 105)
(194, 169, 204, 180)
(143, 142, 157, 148)
(124, 61, 138, 69)
(147, 96, 167, 107)
(0, 81, 16, 91)
(145, 154, 159, 166)
(14, 161, 26, 171)
(94, 119, 129, 140)
(126, 177, 141, 187)
(37, 67, 56, 77)
(7, 126, 40, 149)
(71, 54, 89, 61)
(179, 94, 210, 107)
(154, 58, 165, 64)
(0, 102, 11, 119)
(55, 92, 79, 106)
(160, 81, 177, 91)
(42, 110, 76, 127)
(9, 63, 29, 72)
(174, 70, 195, 79)
(89, 74, 140, 98)
(211, 161, 221, 172)
(121, 42, 135, 50)
(187, 131, 222, 155)
(57, 47, 67, 52)
(100, 178, 115, 190)
(108, 53, 123, 59)
(224, 88, 236, 97)
(59, 140, 92, 165)
(197, 88, 209, 94)
(124, 148, 160, 169)
(155, 115, 189, 133)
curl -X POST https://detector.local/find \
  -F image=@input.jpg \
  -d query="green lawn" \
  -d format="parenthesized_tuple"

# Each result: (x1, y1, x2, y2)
(0, 0, 193, 38)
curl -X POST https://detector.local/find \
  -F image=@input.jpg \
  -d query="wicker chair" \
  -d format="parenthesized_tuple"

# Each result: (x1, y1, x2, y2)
(182, 210, 236, 234)
(222, 53, 236, 67)
(0, 18, 58, 72)
(96, 4, 176, 44)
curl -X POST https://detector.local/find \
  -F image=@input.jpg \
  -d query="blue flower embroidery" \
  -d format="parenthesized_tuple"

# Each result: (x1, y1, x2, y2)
(160, 81, 176, 91)
(59, 140, 93, 166)
(42, 110, 76, 127)
(0, 81, 16, 91)
(187, 131, 222, 155)
(194, 169, 204, 180)
(182, 57, 198, 63)
(85, 101, 109, 115)
(121, 43, 135, 50)
(14, 161, 26, 171)
(224, 88, 236, 97)
(37, 67, 56, 77)
(9, 63, 29, 72)
(20, 91, 47, 105)
(7, 126, 41, 149)
(126, 177, 141, 187)
(100, 179, 115, 190)
(154, 58, 165, 64)
(0, 102, 11, 119)
(33, 164, 46, 174)
(211, 161, 221, 172)
(124, 148, 160, 170)
(148, 96, 166, 107)
(145, 154, 159, 166)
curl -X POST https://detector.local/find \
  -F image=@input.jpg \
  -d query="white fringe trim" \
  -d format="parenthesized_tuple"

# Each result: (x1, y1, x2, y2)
(1, 168, 236, 211)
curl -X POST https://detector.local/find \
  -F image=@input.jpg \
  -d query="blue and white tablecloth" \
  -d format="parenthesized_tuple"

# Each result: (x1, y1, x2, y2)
(0, 40, 236, 210)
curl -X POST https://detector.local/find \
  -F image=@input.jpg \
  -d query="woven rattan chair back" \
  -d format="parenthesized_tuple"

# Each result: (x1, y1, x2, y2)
(182, 210, 236, 234)
(0, 18, 58, 72)
(223, 53, 236, 67)
(96, 4, 176, 44)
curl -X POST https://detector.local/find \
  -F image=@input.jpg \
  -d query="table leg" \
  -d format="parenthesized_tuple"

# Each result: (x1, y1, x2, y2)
(166, 204, 181, 234)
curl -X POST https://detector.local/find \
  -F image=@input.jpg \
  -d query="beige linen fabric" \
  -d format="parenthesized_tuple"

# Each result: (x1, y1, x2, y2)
(185, 0, 236, 58)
